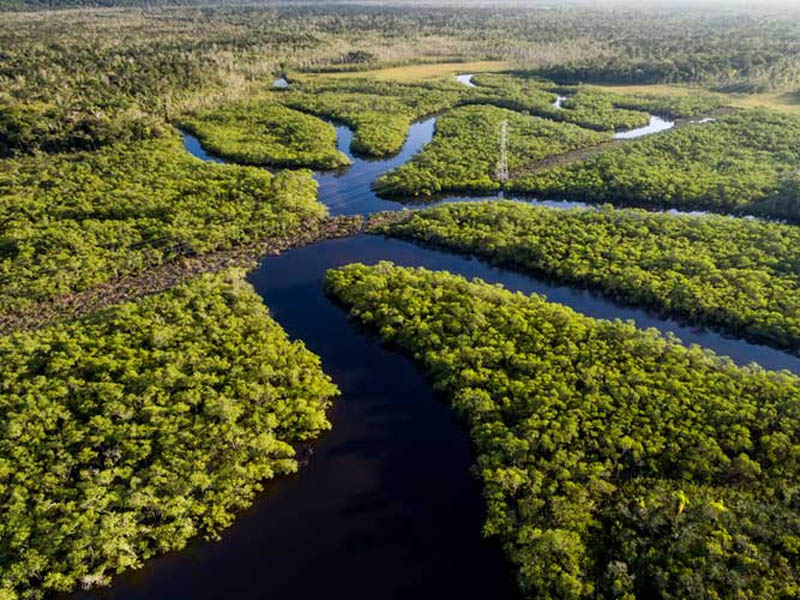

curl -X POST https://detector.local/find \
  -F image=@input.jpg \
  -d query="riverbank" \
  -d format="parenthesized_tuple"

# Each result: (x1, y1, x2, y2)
(52, 76, 800, 599)
(0, 215, 362, 334)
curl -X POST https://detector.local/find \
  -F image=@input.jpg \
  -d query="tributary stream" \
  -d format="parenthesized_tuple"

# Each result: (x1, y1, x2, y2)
(70, 80, 800, 600)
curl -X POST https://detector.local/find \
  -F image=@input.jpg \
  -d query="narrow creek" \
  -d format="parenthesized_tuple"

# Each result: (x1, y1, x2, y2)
(459, 73, 677, 139)
(71, 86, 800, 599)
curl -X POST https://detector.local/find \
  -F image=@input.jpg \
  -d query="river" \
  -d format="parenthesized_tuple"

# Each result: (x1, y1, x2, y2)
(457, 74, 676, 139)
(70, 87, 800, 600)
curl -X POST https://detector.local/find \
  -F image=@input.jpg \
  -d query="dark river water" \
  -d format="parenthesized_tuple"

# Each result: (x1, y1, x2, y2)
(69, 97, 800, 600)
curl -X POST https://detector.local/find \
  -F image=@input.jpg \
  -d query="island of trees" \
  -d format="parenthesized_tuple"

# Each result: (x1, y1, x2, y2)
(326, 261, 800, 600)
(0, 270, 338, 599)
(368, 201, 800, 353)
(509, 109, 800, 222)
(4, 2, 800, 598)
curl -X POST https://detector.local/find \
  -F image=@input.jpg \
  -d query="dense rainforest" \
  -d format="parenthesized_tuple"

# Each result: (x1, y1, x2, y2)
(326, 261, 800, 600)
(4, 2, 800, 91)
(1, 2, 798, 158)
(468, 75, 675, 132)
(4, 2, 800, 598)
(373, 105, 609, 197)
(274, 75, 646, 158)
(278, 77, 466, 156)
(0, 132, 327, 312)
(178, 100, 350, 169)
(370, 201, 800, 353)
(0, 270, 338, 599)
(509, 109, 800, 221)
(348, 72, 724, 199)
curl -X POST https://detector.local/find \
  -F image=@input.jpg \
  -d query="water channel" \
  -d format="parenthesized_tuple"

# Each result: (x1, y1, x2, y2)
(70, 76, 800, 600)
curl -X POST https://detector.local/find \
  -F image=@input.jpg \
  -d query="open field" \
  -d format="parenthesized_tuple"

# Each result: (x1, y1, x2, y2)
(595, 84, 696, 97)
(597, 83, 800, 113)
(722, 91, 800, 113)
(316, 60, 514, 82)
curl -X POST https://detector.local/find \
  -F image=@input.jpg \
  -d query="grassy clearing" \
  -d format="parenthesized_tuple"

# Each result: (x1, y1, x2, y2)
(314, 61, 514, 83)
(595, 84, 696, 97)
(597, 84, 800, 113)
(722, 91, 800, 113)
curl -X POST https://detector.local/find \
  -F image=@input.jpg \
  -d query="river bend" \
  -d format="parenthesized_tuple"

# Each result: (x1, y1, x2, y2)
(69, 88, 800, 600)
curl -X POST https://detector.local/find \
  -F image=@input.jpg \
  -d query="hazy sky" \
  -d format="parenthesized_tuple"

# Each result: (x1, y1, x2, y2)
(588, 0, 800, 7)
(409, 0, 800, 9)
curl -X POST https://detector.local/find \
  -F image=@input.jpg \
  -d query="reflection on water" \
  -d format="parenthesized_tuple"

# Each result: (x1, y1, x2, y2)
(613, 114, 675, 139)
(83, 71, 800, 600)
(179, 106, 794, 370)
(74, 230, 800, 600)
(455, 73, 476, 87)
(315, 118, 436, 215)
(181, 131, 225, 163)
(267, 236, 800, 373)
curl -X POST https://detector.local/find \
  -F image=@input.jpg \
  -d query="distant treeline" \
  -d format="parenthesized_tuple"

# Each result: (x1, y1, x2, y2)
(1, 3, 800, 124)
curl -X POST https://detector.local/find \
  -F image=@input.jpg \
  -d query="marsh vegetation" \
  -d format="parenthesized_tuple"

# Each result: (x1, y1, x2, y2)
(4, 2, 800, 599)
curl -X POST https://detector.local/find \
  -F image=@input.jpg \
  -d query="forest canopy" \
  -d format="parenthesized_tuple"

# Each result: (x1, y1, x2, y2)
(0, 269, 338, 599)
(0, 3, 742, 158)
(178, 100, 350, 169)
(508, 109, 800, 221)
(374, 105, 609, 197)
(0, 132, 327, 312)
(326, 261, 800, 600)
(370, 201, 800, 353)
(4, 3, 800, 598)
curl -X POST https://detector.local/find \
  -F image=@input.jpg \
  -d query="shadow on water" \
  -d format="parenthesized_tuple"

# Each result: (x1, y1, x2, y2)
(68, 233, 800, 600)
(68, 234, 524, 600)
(85, 96, 800, 600)
(259, 236, 800, 374)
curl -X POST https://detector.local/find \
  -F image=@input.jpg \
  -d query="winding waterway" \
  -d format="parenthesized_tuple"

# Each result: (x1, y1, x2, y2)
(612, 114, 674, 139)
(71, 84, 800, 599)
(458, 73, 676, 139)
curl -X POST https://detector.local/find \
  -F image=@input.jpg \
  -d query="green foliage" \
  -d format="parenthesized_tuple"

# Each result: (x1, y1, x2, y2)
(374, 105, 609, 197)
(468, 74, 723, 128)
(0, 102, 162, 157)
(1, 4, 798, 154)
(509, 109, 800, 221)
(468, 74, 650, 132)
(605, 90, 725, 119)
(0, 133, 326, 311)
(465, 73, 563, 115)
(279, 78, 465, 156)
(559, 87, 650, 130)
(473, 73, 722, 119)
(373, 201, 800, 352)
(325, 261, 800, 600)
(179, 100, 350, 169)
(0, 270, 338, 599)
